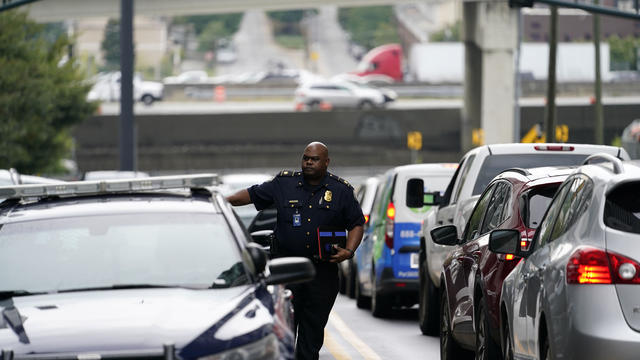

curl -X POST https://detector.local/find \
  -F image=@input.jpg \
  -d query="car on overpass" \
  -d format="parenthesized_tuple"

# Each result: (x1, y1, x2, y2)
(294, 80, 397, 111)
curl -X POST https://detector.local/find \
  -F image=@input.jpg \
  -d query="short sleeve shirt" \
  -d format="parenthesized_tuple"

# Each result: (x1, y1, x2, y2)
(247, 171, 365, 258)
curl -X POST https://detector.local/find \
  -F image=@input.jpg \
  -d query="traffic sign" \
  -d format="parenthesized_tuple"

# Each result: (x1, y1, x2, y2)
(407, 131, 422, 150)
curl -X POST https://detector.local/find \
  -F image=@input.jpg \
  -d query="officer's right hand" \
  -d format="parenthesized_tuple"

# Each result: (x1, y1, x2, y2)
(329, 245, 351, 263)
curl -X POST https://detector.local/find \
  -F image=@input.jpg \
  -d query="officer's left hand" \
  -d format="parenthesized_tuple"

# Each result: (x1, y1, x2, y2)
(329, 245, 352, 263)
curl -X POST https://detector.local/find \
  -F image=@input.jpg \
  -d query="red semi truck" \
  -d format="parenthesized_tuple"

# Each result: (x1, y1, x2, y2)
(352, 43, 404, 83)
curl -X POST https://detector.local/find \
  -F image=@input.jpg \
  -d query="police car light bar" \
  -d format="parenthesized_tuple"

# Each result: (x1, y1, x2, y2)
(0, 174, 219, 200)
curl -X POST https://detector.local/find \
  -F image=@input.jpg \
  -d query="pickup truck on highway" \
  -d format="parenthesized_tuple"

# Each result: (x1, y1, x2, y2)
(410, 143, 630, 335)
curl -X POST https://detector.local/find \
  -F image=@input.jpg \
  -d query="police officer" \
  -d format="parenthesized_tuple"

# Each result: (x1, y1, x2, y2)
(226, 142, 364, 360)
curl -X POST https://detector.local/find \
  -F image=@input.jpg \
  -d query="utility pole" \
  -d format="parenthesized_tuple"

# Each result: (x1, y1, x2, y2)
(593, 2, 604, 144)
(544, 6, 558, 142)
(120, 0, 135, 170)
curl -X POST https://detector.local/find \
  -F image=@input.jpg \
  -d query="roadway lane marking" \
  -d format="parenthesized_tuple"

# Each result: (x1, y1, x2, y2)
(324, 328, 351, 360)
(329, 312, 382, 360)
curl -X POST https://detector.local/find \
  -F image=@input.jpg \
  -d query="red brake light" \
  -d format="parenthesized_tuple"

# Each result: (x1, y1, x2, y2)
(567, 247, 640, 285)
(364, 214, 370, 224)
(567, 248, 612, 284)
(505, 254, 515, 261)
(385, 202, 395, 249)
(608, 252, 640, 284)
(534, 145, 575, 151)
(386, 202, 396, 220)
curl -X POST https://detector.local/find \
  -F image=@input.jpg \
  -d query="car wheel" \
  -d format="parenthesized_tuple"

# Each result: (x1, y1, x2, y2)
(441, 290, 472, 360)
(141, 94, 154, 105)
(338, 268, 346, 295)
(540, 325, 550, 360)
(475, 296, 500, 360)
(355, 274, 370, 309)
(502, 317, 513, 360)
(418, 261, 439, 335)
(358, 100, 374, 110)
(346, 259, 357, 299)
(371, 277, 390, 318)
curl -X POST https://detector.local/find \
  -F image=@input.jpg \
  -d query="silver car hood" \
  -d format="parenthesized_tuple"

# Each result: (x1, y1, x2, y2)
(0, 287, 252, 354)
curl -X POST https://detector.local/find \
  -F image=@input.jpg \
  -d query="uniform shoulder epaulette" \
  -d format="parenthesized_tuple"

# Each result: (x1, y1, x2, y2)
(277, 170, 300, 177)
(328, 173, 353, 189)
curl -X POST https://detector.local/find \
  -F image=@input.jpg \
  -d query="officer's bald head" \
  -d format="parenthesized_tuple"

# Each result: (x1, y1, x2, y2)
(305, 142, 329, 158)
(301, 142, 330, 182)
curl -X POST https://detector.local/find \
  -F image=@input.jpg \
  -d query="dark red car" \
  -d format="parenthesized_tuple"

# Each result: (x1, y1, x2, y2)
(431, 167, 572, 359)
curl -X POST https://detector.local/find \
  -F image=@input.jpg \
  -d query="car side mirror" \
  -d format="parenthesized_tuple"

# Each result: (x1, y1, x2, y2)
(266, 257, 316, 285)
(250, 229, 273, 248)
(430, 225, 458, 246)
(246, 243, 268, 274)
(406, 178, 425, 208)
(489, 229, 531, 258)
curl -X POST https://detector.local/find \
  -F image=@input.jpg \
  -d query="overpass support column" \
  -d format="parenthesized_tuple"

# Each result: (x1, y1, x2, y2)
(462, 1, 518, 150)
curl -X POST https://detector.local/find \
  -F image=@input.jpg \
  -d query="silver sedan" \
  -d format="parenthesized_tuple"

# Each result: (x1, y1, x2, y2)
(491, 155, 640, 360)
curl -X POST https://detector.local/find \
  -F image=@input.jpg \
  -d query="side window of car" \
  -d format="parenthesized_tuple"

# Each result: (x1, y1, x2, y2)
(440, 158, 465, 207)
(480, 182, 511, 234)
(549, 175, 593, 242)
(370, 175, 392, 226)
(461, 184, 495, 243)
(451, 154, 476, 204)
(534, 180, 573, 249)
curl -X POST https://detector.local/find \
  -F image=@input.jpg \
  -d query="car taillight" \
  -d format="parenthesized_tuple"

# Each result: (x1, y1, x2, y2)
(385, 202, 395, 249)
(567, 247, 640, 285)
(534, 145, 575, 151)
(364, 214, 370, 224)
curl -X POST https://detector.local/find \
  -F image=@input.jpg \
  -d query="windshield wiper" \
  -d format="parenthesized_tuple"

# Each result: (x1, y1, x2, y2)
(56, 284, 179, 293)
(0, 290, 48, 300)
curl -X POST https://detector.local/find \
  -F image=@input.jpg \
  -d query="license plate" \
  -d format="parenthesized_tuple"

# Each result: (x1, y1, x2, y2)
(410, 253, 419, 269)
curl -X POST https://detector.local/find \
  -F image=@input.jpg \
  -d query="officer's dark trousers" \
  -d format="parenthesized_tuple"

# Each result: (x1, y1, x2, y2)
(289, 261, 339, 360)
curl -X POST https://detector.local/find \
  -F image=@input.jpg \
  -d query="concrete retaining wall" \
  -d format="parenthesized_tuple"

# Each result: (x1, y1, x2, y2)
(73, 103, 640, 171)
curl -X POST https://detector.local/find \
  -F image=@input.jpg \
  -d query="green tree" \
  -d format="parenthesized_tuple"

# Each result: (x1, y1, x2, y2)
(197, 20, 227, 52)
(338, 6, 399, 50)
(0, 11, 97, 174)
(101, 18, 120, 70)
(430, 20, 462, 42)
(173, 13, 242, 36)
(609, 35, 639, 71)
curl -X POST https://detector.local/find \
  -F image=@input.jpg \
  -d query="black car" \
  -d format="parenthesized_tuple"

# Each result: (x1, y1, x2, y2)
(0, 175, 314, 360)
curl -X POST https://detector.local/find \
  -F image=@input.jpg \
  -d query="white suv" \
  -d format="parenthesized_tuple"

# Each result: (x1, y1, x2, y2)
(294, 80, 396, 110)
(414, 143, 630, 334)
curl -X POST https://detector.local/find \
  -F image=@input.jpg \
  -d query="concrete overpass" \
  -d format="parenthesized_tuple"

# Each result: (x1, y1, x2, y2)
(25, 0, 519, 150)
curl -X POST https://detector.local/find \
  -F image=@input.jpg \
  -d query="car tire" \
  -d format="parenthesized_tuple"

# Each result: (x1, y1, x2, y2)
(338, 268, 346, 295)
(475, 296, 501, 360)
(141, 94, 154, 105)
(540, 324, 551, 360)
(441, 290, 472, 360)
(358, 100, 374, 110)
(346, 259, 356, 299)
(502, 316, 513, 360)
(355, 274, 370, 309)
(418, 260, 439, 335)
(371, 277, 390, 318)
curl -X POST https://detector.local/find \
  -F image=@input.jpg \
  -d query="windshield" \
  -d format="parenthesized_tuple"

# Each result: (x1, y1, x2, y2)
(473, 154, 588, 195)
(0, 213, 249, 292)
(524, 185, 560, 228)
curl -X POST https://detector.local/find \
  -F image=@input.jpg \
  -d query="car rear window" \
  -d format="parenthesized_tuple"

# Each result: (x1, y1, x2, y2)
(605, 181, 640, 234)
(473, 154, 588, 195)
(0, 213, 248, 293)
(522, 185, 560, 228)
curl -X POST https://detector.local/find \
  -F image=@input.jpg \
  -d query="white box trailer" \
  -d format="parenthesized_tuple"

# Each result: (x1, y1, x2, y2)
(408, 42, 612, 83)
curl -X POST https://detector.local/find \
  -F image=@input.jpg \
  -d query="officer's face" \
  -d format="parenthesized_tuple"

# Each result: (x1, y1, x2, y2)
(301, 146, 329, 179)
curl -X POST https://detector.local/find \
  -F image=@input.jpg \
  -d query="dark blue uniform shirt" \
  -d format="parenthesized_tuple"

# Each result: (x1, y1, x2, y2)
(248, 170, 365, 258)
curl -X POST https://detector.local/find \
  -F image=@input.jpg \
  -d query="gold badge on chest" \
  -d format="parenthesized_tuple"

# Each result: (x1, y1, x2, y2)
(324, 190, 332, 202)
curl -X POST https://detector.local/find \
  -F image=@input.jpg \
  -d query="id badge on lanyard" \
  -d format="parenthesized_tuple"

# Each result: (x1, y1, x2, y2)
(293, 211, 301, 227)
